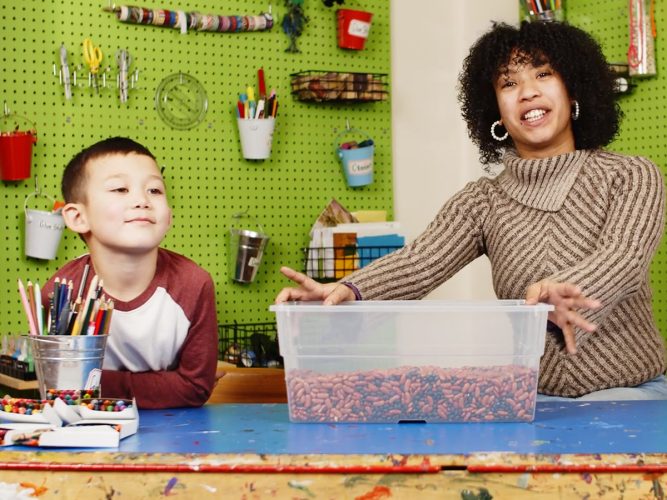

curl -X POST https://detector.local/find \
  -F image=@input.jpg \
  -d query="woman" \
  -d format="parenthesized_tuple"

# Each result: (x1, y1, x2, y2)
(276, 21, 667, 400)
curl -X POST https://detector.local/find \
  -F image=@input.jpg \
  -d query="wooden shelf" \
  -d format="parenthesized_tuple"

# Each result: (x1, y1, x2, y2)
(0, 373, 38, 391)
(208, 362, 287, 404)
(0, 363, 286, 402)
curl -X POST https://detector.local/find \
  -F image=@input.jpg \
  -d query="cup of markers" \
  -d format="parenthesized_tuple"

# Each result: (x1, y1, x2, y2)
(521, 0, 564, 22)
(236, 68, 278, 160)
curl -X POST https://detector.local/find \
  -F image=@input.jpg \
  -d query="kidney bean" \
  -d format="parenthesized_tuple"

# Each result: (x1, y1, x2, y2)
(285, 365, 538, 423)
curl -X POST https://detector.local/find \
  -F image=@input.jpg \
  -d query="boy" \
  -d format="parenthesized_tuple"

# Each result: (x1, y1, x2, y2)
(41, 137, 218, 409)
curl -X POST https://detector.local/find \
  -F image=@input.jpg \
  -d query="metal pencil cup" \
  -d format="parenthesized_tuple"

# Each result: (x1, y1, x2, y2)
(27, 335, 108, 399)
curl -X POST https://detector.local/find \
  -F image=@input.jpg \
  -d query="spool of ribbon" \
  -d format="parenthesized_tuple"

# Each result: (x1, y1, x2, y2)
(106, 5, 274, 34)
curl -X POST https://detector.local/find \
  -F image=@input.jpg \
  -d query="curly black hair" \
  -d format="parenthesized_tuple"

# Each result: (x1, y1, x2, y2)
(458, 21, 621, 164)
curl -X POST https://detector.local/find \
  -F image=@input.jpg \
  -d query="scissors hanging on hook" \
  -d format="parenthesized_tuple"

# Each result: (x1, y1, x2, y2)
(83, 38, 103, 93)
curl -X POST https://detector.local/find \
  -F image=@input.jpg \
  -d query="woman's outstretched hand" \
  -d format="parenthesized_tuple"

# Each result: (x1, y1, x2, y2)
(274, 266, 356, 305)
(525, 280, 601, 355)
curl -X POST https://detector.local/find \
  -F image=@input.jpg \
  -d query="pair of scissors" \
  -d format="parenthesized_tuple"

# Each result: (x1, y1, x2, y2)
(83, 38, 103, 92)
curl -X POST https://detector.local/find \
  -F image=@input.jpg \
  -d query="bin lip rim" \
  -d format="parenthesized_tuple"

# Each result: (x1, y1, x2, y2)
(270, 300, 554, 313)
(21, 334, 109, 341)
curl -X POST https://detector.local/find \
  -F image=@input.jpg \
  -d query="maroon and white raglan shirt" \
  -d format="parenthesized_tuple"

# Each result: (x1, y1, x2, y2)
(41, 248, 218, 409)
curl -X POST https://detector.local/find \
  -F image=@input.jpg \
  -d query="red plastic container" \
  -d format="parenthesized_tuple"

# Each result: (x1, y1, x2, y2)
(337, 9, 373, 50)
(0, 131, 37, 181)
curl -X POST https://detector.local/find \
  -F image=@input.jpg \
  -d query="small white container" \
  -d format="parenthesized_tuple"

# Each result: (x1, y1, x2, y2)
(24, 191, 65, 260)
(270, 300, 553, 424)
(237, 118, 275, 160)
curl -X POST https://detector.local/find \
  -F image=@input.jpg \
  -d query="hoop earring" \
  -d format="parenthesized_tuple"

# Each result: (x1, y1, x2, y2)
(571, 100, 580, 121)
(491, 120, 508, 141)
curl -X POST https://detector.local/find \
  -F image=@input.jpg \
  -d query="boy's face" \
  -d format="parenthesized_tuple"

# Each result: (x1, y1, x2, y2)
(65, 153, 172, 255)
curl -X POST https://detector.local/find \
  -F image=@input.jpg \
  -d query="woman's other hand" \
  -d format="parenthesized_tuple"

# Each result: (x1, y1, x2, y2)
(525, 280, 601, 355)
(274, 266, 356, 305)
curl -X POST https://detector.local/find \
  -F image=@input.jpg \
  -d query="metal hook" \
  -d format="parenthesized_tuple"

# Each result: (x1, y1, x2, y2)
(346, 118, 351, 131)
(3, 102, 10, 117)
(34, 175, 40, 195)
(232, 207, 250, 219)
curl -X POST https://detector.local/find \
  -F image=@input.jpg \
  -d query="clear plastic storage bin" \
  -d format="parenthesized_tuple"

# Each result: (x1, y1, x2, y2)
(270, 300, 553, 423)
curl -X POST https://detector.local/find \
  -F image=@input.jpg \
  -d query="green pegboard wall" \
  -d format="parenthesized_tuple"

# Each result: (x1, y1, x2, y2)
(0, 0, 392, 332)
(566, 0, 667, 338)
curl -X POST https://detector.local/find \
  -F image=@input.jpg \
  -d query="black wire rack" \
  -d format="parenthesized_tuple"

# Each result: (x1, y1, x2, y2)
(290, 70, 389, 102)
(301, 245, 403, 283)
(0, 355, 36, 380)
(218, 322, 282, 368)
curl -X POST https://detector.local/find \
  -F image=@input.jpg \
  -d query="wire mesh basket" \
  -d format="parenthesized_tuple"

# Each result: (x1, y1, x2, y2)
(302, 245, 403, 283)
(218, 322, 282, 368)
(290, 70, 388, 102)
(0, 354, 36, 381)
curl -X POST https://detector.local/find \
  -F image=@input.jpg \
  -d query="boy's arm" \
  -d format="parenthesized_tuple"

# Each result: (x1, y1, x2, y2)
(100, 277, 219, 409)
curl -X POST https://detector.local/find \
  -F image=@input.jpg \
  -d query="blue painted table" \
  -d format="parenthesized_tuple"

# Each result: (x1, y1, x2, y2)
(121, 400, 667, 455)
(1, 401, 666, 499)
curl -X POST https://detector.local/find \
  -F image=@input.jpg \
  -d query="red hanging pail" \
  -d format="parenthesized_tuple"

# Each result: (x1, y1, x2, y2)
(0, 131, 37, 181)
(337, 9, 373, 50)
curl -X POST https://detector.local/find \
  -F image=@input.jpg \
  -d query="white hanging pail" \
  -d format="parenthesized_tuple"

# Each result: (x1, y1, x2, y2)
(334, 126, 374, 187)
(24, 191, 65, 260)
(238, 118, 276, 160)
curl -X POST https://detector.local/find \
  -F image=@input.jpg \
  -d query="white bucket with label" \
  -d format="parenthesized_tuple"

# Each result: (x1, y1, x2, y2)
(24, 190, 65, 260)
(238, 118, 276, 160)
(335, 126, 374, 187)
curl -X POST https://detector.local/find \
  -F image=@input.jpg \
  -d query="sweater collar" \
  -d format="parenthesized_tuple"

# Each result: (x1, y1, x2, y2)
(497, 149, 592, 211)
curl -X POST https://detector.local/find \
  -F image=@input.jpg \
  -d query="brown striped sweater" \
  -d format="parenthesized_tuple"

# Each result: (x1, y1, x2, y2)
(346, 149, 666, 397)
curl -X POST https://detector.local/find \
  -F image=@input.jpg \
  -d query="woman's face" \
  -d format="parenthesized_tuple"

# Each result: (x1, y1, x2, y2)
(494, 55, 575, 159)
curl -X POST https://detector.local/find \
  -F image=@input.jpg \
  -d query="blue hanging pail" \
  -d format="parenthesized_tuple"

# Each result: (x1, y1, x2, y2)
(335, 127, 374, 187)
(337, 145, 374, 187)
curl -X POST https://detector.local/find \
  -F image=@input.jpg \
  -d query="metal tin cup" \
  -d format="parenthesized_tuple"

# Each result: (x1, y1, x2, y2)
(27, 335, 108, 400)
(229, 228, 270, 283)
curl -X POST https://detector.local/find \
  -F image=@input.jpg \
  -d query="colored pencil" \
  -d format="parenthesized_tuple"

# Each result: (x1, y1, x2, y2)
(34, 282, 43, 335)
(77, 264, 90, 301)
(103, 301, 114, 335)
(17, 279, 38, 336)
